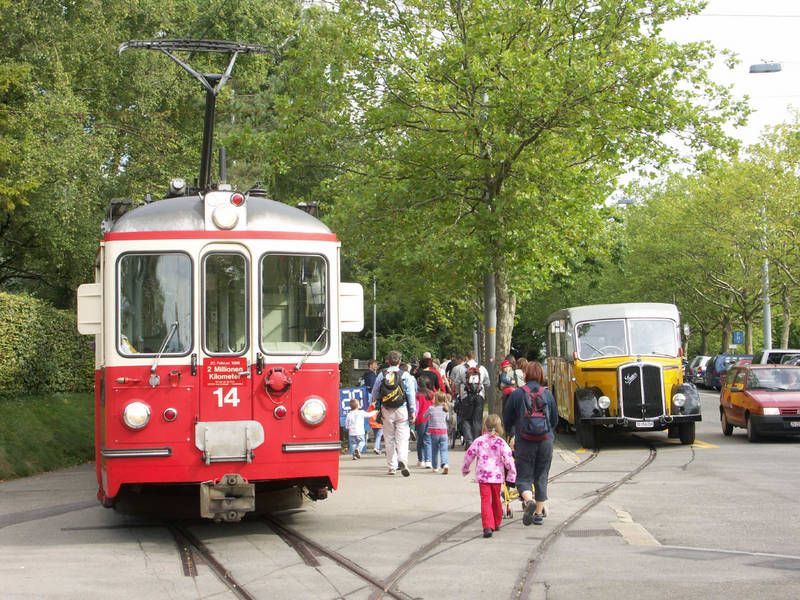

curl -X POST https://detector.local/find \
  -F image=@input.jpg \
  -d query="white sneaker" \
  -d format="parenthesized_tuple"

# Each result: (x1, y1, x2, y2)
(442, 465, 449, 474)
(424, 461, 432, 469)
(416, 461, 424, 467)
(432, 468, 441, 473)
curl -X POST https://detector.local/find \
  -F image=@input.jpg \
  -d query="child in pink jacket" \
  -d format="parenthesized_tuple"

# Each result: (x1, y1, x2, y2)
(462, 414, 516, 538)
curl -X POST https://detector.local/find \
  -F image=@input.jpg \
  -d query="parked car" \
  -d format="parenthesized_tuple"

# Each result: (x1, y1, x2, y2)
(704, 353, 753, 390)
(719, 364, 800, 441)
(687, 355, 711, 386)
(751, 349, 800, 364)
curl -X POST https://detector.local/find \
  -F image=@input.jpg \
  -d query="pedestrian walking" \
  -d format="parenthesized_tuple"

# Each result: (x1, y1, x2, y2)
(367, 401, 383, 454)
(345, 398, 376, 460)
(424, 391, 451, 473)
(453, 350, 490, 446)
(415, 380, 434, 468)
(462, 414, 517, 538)
(498, 358, 517, 412)
(502, 361, 558, 526)
(371, 350, 417, 476)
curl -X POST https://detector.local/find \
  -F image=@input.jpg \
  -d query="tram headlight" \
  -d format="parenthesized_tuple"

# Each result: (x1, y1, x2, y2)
(300, 397, 326, 425)
(672, 393, 687, 408)
(122, 401, 151, 430)
(212, 204, 239, 229)
(598, 396, 611, 410)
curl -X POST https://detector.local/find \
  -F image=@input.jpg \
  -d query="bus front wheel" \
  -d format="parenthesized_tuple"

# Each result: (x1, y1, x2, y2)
(574, 402, 597, 449)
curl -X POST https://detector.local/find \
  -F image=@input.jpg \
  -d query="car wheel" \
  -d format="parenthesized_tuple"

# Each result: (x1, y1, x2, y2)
(721, 410, 733, 436)
(746, 415, 759, 443)
(679, 422, 695, 445)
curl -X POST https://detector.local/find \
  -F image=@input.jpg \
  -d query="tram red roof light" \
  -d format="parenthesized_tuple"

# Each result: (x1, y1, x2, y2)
(230, 193, 245, 207)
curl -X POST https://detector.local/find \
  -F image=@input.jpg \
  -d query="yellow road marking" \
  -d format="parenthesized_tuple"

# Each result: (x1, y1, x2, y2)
(575, 439, 717, 453)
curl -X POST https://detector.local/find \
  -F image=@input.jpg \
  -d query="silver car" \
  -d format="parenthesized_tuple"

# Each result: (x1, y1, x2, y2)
(688, 355, 711, 386)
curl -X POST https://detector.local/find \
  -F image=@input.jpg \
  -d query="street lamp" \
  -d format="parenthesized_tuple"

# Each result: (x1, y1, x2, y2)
(749, 62, 782, 74)
(749, 61, 779, 349)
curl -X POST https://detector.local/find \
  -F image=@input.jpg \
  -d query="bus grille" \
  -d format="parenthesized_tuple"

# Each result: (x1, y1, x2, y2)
(619, 363, 665, 419)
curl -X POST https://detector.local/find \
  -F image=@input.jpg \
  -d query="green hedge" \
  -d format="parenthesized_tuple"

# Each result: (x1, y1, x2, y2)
(0, 292, 94, 396)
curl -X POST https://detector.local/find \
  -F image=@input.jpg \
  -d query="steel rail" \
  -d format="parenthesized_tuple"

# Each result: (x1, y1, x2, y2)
(511, 442, 658, 599)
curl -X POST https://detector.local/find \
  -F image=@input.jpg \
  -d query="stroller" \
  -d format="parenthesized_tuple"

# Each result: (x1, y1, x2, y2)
(501, 473, 519, 518)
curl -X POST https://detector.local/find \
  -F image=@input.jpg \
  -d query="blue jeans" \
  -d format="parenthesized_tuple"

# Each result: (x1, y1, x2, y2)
(349, 434, 365, 456)
(430, 433, 449, 469)
(415, 420, 431, 463)
(373, 427, 383, 451)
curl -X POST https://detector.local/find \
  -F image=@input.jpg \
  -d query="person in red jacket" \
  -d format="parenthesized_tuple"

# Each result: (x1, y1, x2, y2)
(415, 380, 434, 468)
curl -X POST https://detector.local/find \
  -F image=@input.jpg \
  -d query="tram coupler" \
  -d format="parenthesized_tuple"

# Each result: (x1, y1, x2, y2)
(200, 473, 255, 522)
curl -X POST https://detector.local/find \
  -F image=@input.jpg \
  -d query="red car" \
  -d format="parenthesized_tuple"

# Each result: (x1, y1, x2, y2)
(719, 364, 800, 442)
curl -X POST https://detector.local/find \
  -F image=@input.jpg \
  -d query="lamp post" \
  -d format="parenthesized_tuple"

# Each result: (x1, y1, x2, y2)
(750, 61, 780, 349)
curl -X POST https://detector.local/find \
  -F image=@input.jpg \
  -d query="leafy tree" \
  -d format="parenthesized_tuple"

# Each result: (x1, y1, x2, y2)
(322, 0, 745, 381)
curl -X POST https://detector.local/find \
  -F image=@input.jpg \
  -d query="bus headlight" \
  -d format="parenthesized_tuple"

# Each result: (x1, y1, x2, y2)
(762, 407, 780, 415)
(300, 397, 326, 425)
(598, 396, 611, 409)
(672, 393, 687, 408)
(123, 401, 151, 430)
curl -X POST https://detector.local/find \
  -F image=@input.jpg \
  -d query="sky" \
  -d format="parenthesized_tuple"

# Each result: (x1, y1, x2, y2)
(662, 0, 800, 148)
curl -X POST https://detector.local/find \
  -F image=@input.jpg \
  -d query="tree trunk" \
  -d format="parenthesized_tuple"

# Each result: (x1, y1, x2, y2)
(744, 321, 753, 354)
(491, 267, 516, 415)
(781, 284, 792, 349)
(720, 317, 732, 353)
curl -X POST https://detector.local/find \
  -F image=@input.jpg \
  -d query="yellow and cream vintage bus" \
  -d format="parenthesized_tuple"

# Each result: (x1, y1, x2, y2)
(545, 303, 701, 448)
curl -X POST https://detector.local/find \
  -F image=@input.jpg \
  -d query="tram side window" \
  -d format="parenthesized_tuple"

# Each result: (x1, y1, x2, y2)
(118, 253, 192, 355)
(204, 253, 247, 355)
(261, 255, 328, 353)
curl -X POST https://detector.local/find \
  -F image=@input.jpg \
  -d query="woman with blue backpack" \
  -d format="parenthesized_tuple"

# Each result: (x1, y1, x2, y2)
(502, 361, 559, 526)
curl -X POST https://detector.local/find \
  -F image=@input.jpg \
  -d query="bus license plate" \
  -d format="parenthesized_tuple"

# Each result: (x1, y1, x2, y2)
(635, 421, 654, 429)
(790, 421, 800, 428)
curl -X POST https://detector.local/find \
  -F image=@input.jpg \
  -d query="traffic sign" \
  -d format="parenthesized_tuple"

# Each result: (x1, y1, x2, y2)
(733, 330, 744, 345)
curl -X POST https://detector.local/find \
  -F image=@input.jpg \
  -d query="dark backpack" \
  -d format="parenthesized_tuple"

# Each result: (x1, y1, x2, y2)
(464, 364, 482, 394)
(417, 368, 440, 392)
(519, 386, 550, 442)
(377, 369, 406, 409)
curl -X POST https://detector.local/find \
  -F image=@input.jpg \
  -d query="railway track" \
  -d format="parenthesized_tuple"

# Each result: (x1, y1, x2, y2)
(511, 440, 658, 599)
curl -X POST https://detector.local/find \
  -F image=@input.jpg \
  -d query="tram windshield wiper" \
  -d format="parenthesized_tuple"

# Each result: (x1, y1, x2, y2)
(294, 327, 328, 372)
(149, 321, 179, 386)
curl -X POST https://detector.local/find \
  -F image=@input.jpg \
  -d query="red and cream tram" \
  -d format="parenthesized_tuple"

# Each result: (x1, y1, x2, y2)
(76, 40, 363, 521)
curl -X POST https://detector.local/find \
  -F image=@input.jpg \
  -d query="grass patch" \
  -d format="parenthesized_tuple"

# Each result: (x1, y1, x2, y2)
(0, 392, 94, 481)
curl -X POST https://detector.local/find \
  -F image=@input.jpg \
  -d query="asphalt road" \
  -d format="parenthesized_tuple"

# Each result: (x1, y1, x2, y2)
(0, 387, 798, 599)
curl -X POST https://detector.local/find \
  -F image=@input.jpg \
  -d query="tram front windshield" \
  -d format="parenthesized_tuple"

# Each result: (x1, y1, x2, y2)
(118, 253, 193, 355)
(261, 254, 328, 353)
(577, 319, 677, 360)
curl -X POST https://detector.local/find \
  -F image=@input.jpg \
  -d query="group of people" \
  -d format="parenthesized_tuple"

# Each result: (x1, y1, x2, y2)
(346, 350, 558, 539)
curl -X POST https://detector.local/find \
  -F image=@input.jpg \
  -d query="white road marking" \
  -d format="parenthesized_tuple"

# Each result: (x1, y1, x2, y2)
(609, 506, 661, 547)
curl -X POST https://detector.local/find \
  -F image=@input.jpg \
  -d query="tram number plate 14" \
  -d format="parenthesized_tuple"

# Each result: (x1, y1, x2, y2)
(635, 421, 654, 428)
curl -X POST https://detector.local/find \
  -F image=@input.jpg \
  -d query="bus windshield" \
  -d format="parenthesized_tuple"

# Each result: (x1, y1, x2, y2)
(577, 318, 678, 359)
